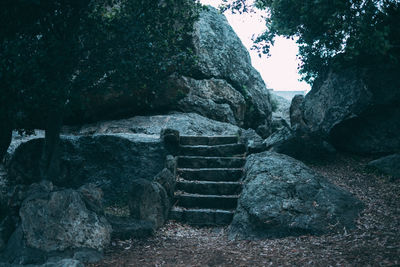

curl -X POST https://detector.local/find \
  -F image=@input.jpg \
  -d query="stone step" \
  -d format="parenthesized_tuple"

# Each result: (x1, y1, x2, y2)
(170, 207, 234, 226)
(177, 156, 245, 169)
(180, 136, 238, 146)
(177, 168, 243, 182)
(175, 193, 239, 209)
(179, 143, 246, 157)
(177, 180, 242, 195)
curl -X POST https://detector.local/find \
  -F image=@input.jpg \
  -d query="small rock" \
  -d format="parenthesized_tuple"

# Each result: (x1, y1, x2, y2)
(78, 183, 104, 215)
(164, 155, 176, 175)
(239, 129, 264, 154)
(128, 179, 169, 229)
(270, 116, 290, 134)
(367, 153, 400, 180)
(153, 168, 176, 200)
(161, 128, 180, 155)
(106, 215, 154, 240)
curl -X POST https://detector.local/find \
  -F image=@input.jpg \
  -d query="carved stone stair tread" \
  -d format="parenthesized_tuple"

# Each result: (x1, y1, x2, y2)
(175, 192, 239, 209)
(179, 143, 246, 157)
(177, 168, 243, 182)
(170, 207, 234, 225)
(171, 134, 245, 225)
(177, 180, 242, 195)
(177, 156, 246, 169)
(180, 135, 238, 146)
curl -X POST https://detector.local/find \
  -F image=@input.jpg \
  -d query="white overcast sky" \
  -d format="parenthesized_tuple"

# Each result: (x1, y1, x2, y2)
(199, 0, 311, 92)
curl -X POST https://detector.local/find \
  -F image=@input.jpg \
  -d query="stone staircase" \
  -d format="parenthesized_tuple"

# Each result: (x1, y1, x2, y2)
(170, 135, 246, 226)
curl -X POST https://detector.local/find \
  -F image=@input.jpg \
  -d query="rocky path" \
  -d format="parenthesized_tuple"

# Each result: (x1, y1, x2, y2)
(89, 153, 400, 266)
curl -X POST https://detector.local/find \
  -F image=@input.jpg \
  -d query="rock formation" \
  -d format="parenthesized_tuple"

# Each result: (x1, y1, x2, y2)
(0, 181, 109, 265)
(19, 185, 111, 252)
(172, 76, 246, 126)
(65, 6, 273, 138)
(229, 151, 364, 239)
(62, 112, 241, 137)
(7, 134, 168, 205)
(3, 3, 393, 263)
(178, 6, 273, 136)
(0, 112, 253, 265)
(301, 66, 400, 154)
(262, 95, 336, 161)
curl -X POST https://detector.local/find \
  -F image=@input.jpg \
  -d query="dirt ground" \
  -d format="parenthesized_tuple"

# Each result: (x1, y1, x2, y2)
(89, 153, 400, 266)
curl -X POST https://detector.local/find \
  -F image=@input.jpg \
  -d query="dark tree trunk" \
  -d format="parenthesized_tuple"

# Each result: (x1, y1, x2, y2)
(0, 118, 12, 163)
(40, 110, 63, 181)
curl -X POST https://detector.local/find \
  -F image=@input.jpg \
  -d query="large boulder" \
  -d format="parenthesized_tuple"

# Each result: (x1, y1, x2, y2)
(188, 6, 272, 136)
(62, 113, 241, 137)
(7, 134, 168, 205)
(172, 76, 246, 126)
(19, 185, 111, 252)
(61, 6, 272, 137)
(262, 94, 336, 161)
(0, 182, 111, 265)
(302, 66, 400, 154)
(229, 151, 363, 239)
(263, 127, 335, 162)
(176, 5, 279, 135)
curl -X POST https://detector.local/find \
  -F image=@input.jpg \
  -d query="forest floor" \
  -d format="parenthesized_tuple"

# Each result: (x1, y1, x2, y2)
(89, 153, 400, 267)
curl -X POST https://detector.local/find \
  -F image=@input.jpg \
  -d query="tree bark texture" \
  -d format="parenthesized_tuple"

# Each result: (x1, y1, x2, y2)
(40, 110, 63, 181)
(0, 117, 12, 163)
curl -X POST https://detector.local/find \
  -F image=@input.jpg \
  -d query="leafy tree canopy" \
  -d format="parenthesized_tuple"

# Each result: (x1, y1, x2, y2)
(222, 0, 400, 83)
(0, 0, 200, 130)
(0, 0, 200, 172)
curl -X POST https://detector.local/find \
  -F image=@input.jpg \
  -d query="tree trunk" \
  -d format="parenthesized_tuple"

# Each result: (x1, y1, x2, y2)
(40, 110, 63, 181)
(0, 117, 12, 163)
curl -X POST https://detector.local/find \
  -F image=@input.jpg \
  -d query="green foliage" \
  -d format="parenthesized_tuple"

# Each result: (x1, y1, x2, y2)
(222, 0, 400, 84)
(0, 0, 200, 129)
